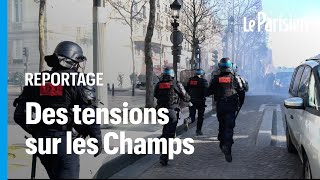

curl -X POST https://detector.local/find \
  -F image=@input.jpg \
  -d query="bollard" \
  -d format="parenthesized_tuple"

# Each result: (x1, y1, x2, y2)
(112, 83, 115, 96)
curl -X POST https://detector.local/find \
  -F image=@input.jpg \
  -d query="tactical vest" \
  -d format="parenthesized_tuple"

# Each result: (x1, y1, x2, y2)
(24, 70, 77, 131)
(156, 80, 179, 106)
(188, 77, 205, 100)
(215, 74, 238, 100)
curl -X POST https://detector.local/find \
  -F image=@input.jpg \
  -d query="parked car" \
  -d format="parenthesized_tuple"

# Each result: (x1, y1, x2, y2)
(283, 58, 320, 179)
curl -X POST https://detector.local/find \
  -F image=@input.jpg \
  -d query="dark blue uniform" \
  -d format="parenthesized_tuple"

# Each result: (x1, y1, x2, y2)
(154, 76, 190, 165)
(186, 76, 209, 133)
(13, 69, 102, 179)
(207, 72, 244, 150)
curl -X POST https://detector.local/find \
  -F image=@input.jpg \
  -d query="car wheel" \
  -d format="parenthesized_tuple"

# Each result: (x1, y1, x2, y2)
(286, 125, 298, 154)
(303, 154, 312, 179)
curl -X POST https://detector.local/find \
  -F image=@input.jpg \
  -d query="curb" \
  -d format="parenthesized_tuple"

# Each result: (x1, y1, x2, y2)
(93, 109, 214, 179)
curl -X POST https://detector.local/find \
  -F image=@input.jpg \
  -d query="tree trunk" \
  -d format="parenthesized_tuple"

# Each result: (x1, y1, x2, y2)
(38, 0, 46, 72)
(145, 0, 156, 108)
(130, 27, 136, 96)
(191, 43, 195, 69)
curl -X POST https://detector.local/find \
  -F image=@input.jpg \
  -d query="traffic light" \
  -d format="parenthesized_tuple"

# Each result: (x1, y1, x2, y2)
(22, 47, 28, 57)
(213, 50, 218, 63)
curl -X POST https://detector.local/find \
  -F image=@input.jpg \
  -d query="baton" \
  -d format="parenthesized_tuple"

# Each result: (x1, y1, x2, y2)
(31, 154, 37, 179)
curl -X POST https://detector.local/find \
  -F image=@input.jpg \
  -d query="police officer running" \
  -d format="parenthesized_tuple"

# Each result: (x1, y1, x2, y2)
(185, 69, 209, 136)
(13, 41, 102, 179)
(154, 67, 190, 166)
(207, 58, 245, 162)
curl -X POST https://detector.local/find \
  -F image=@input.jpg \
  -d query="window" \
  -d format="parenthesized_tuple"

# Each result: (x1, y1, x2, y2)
(135, 48, 141, 56)
(143, 24, 146, 36)
(298, 66, 311, 97)
(308, 74, 319, 111)
(133, 0, 138, 13)
(157, 29, 161, 39)
(143, 6, 146, 18)
(12, 40, 23, 60)
(291, 66, 305, 96)
(12, 0, 22, 23)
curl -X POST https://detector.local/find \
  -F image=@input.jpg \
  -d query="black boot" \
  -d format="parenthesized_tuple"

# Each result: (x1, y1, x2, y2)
(196, 129, 203, 136)
(159, 154, 168, 166)
(222, 145, 232, 162)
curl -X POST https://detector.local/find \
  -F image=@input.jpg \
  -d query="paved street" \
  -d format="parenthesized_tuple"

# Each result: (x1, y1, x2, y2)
(7, 85, 213, 179)
(111, 94, 302, 179)
(8, 84, 303, 179)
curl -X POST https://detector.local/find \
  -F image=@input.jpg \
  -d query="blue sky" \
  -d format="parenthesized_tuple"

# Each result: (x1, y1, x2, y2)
(262, 0, 320, 18)
(261, 0, 320, 68)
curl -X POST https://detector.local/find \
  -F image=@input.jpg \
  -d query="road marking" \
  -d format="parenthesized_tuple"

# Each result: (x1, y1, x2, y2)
(275, 106, 286, 147)
(256, 108, 273, 146)
(256, 104, 287, 148)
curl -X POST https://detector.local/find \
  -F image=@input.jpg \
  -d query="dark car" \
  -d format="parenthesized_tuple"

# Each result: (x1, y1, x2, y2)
(273, 71, 294, 91)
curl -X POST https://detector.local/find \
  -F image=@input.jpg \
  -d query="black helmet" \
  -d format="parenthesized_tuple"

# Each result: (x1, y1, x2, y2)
(195, 68, 205, 76)
(162, 67, 175, 79)
(218, 57, 232, 73)
(45, 41, 87, 70)
(54, 41, 86, 62)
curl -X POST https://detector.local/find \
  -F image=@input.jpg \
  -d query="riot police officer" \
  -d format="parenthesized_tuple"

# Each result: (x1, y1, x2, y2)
(232, 63, 249, 108)
(154, 67, 190, 166)
(185, 69, 209, 135)
(207, 58, 245, 162)
(13, 41, 102, 179)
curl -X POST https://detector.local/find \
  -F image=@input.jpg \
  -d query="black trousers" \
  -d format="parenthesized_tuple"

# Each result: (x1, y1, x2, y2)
(188, 100, 206, 131)
(161, 108, 179, 161)
(216, 99, 238, 147)
(34, 130, 80, 179)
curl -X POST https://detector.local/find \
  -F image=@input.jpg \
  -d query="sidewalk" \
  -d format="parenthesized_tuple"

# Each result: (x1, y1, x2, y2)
(7, 85, 214, 179)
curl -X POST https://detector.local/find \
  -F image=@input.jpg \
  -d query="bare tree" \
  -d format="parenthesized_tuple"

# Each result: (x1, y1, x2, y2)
(220, 0, 267, 70)
(145, 0, 156, 107)
(38, 0, 46, 71)
(181, 0, 221, 68)
(107, 0, 148, 96)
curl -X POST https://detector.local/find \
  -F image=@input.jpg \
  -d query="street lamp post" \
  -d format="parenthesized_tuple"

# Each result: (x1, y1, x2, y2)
(170, 0, 182, 78)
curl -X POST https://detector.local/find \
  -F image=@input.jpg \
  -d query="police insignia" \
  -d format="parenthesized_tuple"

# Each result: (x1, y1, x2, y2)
(219, 77, 231, 83)
(159, 82, 171, 89)
(190, 80, 198, 85)
(40, 83, 63, 96)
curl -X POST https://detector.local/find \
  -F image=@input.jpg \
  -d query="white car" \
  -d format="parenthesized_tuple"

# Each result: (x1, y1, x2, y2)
(284, 59, 320, 179)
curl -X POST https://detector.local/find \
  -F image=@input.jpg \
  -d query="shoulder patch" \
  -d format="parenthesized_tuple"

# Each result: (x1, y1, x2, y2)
(219, 77, 231, 83)
(190, 80, 198, 86)
(40, 83, 63, 96)
(159, 82, 171, 89)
